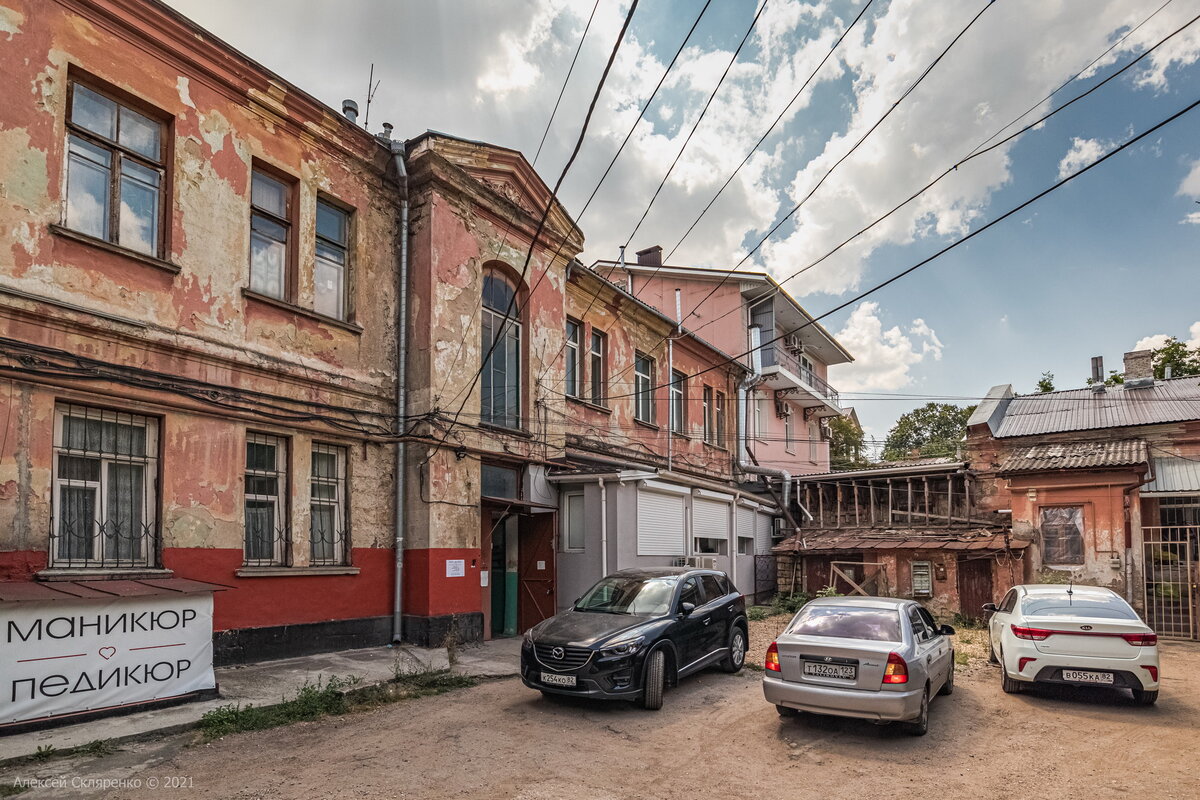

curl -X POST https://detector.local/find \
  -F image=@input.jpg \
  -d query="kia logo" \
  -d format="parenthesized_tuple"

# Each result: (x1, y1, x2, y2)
(551, 647, 565, 660)
(1080, 625, 1093, 631)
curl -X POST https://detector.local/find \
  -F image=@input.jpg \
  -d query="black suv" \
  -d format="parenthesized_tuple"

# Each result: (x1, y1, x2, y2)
(520, 567, 748, 710)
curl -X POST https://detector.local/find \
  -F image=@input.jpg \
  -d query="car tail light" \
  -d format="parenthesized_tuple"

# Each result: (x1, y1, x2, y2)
(1141, 665, 1159, 681)
(883, 652, 908, 684)
(1011, 625, 1051, 641)
(1121, 633, 1157, 646)
(765, 641, 781, 672)
(1018, 657, 1037, 672)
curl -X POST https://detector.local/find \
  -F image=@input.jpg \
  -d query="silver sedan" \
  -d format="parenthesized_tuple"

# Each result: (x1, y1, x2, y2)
(761, 597, 955, 735)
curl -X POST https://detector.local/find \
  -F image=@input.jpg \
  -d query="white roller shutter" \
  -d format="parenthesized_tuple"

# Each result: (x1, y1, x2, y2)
(693, 497, 730, 540)
(638, 490, 685, 556)
(736, 505, 756, 548)
(755, 512, 774, 554)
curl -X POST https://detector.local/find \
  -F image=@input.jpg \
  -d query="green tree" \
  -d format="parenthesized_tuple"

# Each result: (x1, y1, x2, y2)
(882, 403, 976, 461)
(828, 415, 870, 470)
(1151, 337, 1200, 379)
(1086, 369, 1124, 387)
(1035, 372, 1055, 393)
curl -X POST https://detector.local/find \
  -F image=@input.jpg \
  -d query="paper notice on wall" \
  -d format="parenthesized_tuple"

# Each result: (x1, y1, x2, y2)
(480, 571, 489, 587)
(1, 593, 216, 726)
(536, 560, 546, 571)
(446, 559, 465, 578)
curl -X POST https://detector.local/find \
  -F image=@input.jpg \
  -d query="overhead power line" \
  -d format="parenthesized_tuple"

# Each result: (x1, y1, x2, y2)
(556, 91, 1200, 402)
(533, 0, 602, 167)
(423, 0, 642, 458)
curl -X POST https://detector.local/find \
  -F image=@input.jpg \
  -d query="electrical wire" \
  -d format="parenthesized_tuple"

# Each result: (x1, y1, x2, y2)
(533, 0, 602, 167)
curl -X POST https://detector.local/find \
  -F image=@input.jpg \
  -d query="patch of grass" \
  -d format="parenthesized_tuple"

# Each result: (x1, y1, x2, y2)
(747, 606, 770, 621)
(951, 613, 985, 631)
(199, 675, 355, 739)
(0, 784, 29, 797)
(744, 662, 765, 673)
(31, 745, 56, 762)
(78, 739, 118, 757)
(955, 651, 970, 667)
(771, 592, 811, 616)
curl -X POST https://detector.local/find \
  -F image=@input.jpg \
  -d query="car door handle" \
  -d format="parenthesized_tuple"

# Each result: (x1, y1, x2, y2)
(703, 617, 711, 626)
(727, 605, 736, 612)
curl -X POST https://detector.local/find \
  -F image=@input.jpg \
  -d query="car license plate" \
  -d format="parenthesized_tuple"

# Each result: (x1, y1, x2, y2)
(541, 672, 576, 687)
(803, 661, 856, 680)
(1061, 669, 1114, 684)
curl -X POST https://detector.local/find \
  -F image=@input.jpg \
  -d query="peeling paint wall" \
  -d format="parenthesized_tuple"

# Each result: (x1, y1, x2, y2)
(0, 0, 400, 638)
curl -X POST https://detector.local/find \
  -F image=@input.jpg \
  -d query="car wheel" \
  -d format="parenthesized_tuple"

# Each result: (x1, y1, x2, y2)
(641, 649, 666, 711)
(776, 704, 798, 718)
(939, 655, 955, 696)
(721, 626, 747, 674)
(904, 687, 929, 736)
(1131, 687, 1159, 706)
(999, 650, 1023, 694)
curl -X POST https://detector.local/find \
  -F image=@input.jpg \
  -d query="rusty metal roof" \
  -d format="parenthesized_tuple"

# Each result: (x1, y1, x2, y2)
(996, 439, 1149, 474)
(0, 578, 228, 604)
(991, 377, 1200, 438)
(771, 528, 1025, 554)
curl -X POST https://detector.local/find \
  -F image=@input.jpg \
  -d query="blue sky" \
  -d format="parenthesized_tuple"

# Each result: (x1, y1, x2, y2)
(166, 0, 1200, 445)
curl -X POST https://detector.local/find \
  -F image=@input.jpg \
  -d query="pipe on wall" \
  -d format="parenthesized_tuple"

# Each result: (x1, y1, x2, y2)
(599, 477, 608, 576)
(737, 325, 790, 509)
(388, 139, 410, 643)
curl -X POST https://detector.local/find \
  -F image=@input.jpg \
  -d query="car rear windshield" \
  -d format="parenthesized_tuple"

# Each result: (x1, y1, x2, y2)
(575, 576, 678, 615)
(785, 605, 902, 642)
(1022, 593, 1139, 620)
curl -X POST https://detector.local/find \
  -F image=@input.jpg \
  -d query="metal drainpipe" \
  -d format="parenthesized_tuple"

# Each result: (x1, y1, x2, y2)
(737, 325, 790, 508)
(388, 139, 410, 643)
(599, 478, 608, 576)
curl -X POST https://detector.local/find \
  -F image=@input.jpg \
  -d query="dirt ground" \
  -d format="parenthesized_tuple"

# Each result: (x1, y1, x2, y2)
(4, 636, 1198, 800)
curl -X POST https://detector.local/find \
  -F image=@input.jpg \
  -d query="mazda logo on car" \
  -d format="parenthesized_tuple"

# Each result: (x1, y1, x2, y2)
(551, 647, 565, 660)
(824, 656, 833, 662)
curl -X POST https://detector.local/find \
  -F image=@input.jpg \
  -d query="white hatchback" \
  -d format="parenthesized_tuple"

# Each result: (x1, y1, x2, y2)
(984, 584, 1160, 705)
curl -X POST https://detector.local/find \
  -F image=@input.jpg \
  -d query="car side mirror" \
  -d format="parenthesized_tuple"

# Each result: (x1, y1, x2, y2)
(679, 602, 695, 617)
(981, 603, 998, 614)
(939, 624, 956, 636)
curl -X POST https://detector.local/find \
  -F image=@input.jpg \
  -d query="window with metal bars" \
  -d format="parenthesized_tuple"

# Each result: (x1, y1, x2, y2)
(52, 405, 158, 568)
(310, 443, 348, 565)
(64, 82, 166, 257)
(245, 433, 289, 566)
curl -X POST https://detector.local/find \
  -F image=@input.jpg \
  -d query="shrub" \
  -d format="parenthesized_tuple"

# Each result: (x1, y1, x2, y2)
(815, 585, 842, 598)
(771, 592, 811, 615)
(747, 606, 769, 621)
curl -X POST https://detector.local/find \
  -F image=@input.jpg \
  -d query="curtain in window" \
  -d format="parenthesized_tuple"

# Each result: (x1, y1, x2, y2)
(58, 486, 96, 561)
(104, 463, 144, 561)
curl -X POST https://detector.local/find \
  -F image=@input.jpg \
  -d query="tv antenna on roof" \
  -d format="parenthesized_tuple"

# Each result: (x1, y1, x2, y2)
(363, 63, 381, 129)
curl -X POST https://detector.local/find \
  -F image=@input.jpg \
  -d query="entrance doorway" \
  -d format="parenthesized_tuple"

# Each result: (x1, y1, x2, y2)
(956, 557, 994, 624)
(480, 504, 557, 640)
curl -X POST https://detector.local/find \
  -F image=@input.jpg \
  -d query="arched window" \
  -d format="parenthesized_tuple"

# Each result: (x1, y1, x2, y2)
(481, 269, 521, 428)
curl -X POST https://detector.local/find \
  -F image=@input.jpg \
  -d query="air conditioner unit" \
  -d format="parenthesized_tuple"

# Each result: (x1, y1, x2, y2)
(686, 556, 717, 570)
(784, 334, 804, 352)
(671, 556, 689, 568)
(775, 399, 792, 418)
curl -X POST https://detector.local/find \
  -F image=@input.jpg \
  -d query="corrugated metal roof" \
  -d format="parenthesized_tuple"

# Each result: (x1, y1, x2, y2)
(1143, 456, 1200, 494)
(0, 578, 228, 603)
(996, 439, 1148, 474)
(797, 457, 963, 480)
(992, 377, 1200, 438)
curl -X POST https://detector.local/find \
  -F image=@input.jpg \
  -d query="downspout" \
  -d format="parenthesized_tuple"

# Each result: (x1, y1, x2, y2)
(738, 325, 790, 508)
(599, 477, 608, 576)
(389, 138, 410, 643)
(1122, 460, 1155, 605)
(667, 289, 680, 472)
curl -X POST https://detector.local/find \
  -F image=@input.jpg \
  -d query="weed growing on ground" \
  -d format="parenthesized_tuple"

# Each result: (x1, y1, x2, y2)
(79, 739, 117, 757)
(199, 675, 354, 739)
(955, 651, 970, 667)
(31, 745, 56, 762)
(770, 592, 811, 616)
(0, 783, 29, 797)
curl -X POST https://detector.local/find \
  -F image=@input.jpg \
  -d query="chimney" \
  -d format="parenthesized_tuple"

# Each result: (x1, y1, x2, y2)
(635, 245, 663, 267)
(1123, 349, 1155, 389)
(1090, 356, 1105, 393)
(341, 99, 359, 124)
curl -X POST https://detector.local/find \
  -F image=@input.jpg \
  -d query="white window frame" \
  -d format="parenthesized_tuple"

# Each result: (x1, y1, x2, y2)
(310, 442, 348, 565)
(784, 412, 794, 454)
(634, 352, 655, 424)
(670, 369, 686, 435)
(51, 406, 158, 568)
(589, 330, 607, 405)
(562, 491, 585, 552)
(809, 420, 820, 462)
(245, 432, 289, 566)
(737, 536, 754, 556)
(564, 319, 581, 398)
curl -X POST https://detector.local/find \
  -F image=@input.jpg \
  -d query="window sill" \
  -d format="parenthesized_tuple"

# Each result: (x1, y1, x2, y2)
(633, 419, 659, 431)
(235, 565, 360, 578)
(49, 224, 181, 275)
(37, 567, 174, 582)
(671, 431, 690, 440)
(566, 396, 612, 414)
(703, 441, 728, 452)
(478, 421, 535, 439)
(242, 289, 363, 335)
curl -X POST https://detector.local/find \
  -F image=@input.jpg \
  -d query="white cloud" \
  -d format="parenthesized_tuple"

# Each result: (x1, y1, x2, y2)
(1057, 137, 1111, 180)
(1183, 211, 1200, 225)
(828, 302, 943, 391)
(1179, 160, 1200, 196)
(1134, 322, 1200, 352)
